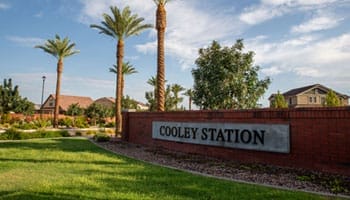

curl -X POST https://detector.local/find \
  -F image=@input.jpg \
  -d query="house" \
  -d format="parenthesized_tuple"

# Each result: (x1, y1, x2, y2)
(41, 94, 93, 114)
(94, 97, 115, 109)
(94, 97, 149, 111)
(269, 84, 349, 108)
(136, 101, 149, 110)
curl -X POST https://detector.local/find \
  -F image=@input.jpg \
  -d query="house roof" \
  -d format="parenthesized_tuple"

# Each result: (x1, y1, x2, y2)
(283, 84, 349, 98)
(43, 94, 93, 111)
(95, 97, 115, 103)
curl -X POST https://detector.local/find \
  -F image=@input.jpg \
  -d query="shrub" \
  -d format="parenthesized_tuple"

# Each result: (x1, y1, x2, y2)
(104, 121, 115, 128)
(12, 121, 37, 130)
(86, 130, 96, 136)
(0, 129, 70, 140)
(59, 117, 73, 128)
(75, 131, 83, 136)
(0, 128, 21, 140)
(0, 114, 11, 124)
(74, 116, 89, 128)
(34, 119, 51, 128)
(93, 133, 110, 142)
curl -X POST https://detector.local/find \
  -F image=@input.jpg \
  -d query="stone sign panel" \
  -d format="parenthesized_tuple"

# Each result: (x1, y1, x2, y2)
(152, 121, 290, 153)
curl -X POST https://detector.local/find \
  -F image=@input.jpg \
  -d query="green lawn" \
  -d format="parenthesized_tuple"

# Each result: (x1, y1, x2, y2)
(0, 138, 342, 200)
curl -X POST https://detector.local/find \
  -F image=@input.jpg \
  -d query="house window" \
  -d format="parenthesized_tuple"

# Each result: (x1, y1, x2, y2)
(289, 98, 292, 105)
(313, 97, 317, 103)
(49, 102, 53, 107)
(309, 97, 313, 103)
(321, 97, 325, 105)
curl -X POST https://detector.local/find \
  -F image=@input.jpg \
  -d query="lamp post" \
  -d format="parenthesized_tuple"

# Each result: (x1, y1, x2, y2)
(40, 76, 46, 118)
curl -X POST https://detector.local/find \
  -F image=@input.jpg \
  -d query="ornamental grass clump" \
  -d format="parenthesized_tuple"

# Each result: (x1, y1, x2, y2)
(93, 133, 111, 142)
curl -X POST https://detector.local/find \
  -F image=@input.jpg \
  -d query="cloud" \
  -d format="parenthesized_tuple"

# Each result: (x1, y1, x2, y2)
(239, 4, 287, 25)
(239, 0, 340, 25)
(79, 0, 243, 69)
(291, 14, 343, 33)
(6, 36, 45, 47)
(0, 3, 10, 10)
(246, 33, 350, 79)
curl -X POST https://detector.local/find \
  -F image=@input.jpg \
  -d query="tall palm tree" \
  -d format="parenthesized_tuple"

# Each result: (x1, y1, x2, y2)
(35, 35, 79, 127)
(91, 6, 152, 135)
(109, 62, 138, 101)
(154, 0, 171, 111)
(183, 89, 194, 110)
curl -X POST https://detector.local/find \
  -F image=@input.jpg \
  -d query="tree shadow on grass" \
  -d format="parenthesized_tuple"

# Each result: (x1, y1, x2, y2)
(0, 138, 99, 153)
(0, 190, 99, 200)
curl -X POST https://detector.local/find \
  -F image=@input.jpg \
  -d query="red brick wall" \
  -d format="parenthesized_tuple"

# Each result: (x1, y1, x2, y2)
(122, 107, 350, 176)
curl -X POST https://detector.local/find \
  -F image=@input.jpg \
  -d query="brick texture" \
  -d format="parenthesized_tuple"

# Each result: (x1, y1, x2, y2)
(122, 107, 350, 176)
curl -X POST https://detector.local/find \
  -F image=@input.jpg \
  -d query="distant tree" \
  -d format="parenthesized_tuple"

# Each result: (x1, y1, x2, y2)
(66, 103, 84, 127)
(183, 89, 194, 110)
(35, 35, 79, 127)
(109, 62, 138, 102)
(91, 6, 152, 135)
(13, 98, 35, 115)
(145, 76, 157, 111)
(171, 84, 185, 110)
(164, 85, 175, 111)
(192, 40, 271, 110)
(85, 103, 112, 126)
(324, 90, 341, 107)
(145, 91, 156, 111)
(0, 78, 34, 115)
(271, 91, 288, 108)
(122, 95, 138, 110)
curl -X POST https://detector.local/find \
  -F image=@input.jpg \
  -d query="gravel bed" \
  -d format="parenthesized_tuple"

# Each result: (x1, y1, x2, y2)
(92, 140, 350, 198)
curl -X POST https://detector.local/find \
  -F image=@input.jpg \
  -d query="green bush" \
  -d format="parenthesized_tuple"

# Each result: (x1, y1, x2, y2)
(0, 128, 21, 140)
(0, 129, 70, 140)
(104, 121, 115, 128)
(0, 114, 11, 124)
(34, 119, 51, 128)
(12, 121, 38, 130)
(75, 131, 83, 136)
(93, 133, 111, 142)
(59, 117, 73, 128)
(86, 130, 96, 136)
(74, 116, 89, 128)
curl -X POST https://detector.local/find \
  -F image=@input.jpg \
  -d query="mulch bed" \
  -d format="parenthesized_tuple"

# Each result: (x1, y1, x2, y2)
(93, 139, 350, 197)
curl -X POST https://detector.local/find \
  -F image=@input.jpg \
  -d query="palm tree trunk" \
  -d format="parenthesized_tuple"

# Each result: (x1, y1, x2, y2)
(156, 4, 166, 112)
(53, 59, 63, 128)
(189, 97, 192, 110)
(115, 39, 124, 136)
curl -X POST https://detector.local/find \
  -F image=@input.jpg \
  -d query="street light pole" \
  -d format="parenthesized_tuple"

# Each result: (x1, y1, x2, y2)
(40, 76, 46, 118)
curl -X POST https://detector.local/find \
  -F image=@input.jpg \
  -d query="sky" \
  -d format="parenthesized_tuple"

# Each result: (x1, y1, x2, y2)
(1, 0, 349, 108)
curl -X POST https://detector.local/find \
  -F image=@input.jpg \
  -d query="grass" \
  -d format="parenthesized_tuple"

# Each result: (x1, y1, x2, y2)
(0, 138, 344, 200)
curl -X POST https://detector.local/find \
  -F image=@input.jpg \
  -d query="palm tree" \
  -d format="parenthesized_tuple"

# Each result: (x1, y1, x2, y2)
(109, 62, 138, 100)
(154, 0, 171, 111)
(35, 35, 79, 127)
(183, 89, 194, 110)
(91, 6, 152, 135)
(171, 84, 185, 110)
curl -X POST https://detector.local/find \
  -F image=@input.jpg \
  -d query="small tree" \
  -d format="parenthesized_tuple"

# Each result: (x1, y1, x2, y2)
(192, 40, 270, 110)
(271, 91, 288, 108)
(66, 103, 84, 127)
(0, 78, 34, 115)
(85, 103, 112, 126)
(324, 90, 341, 107)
